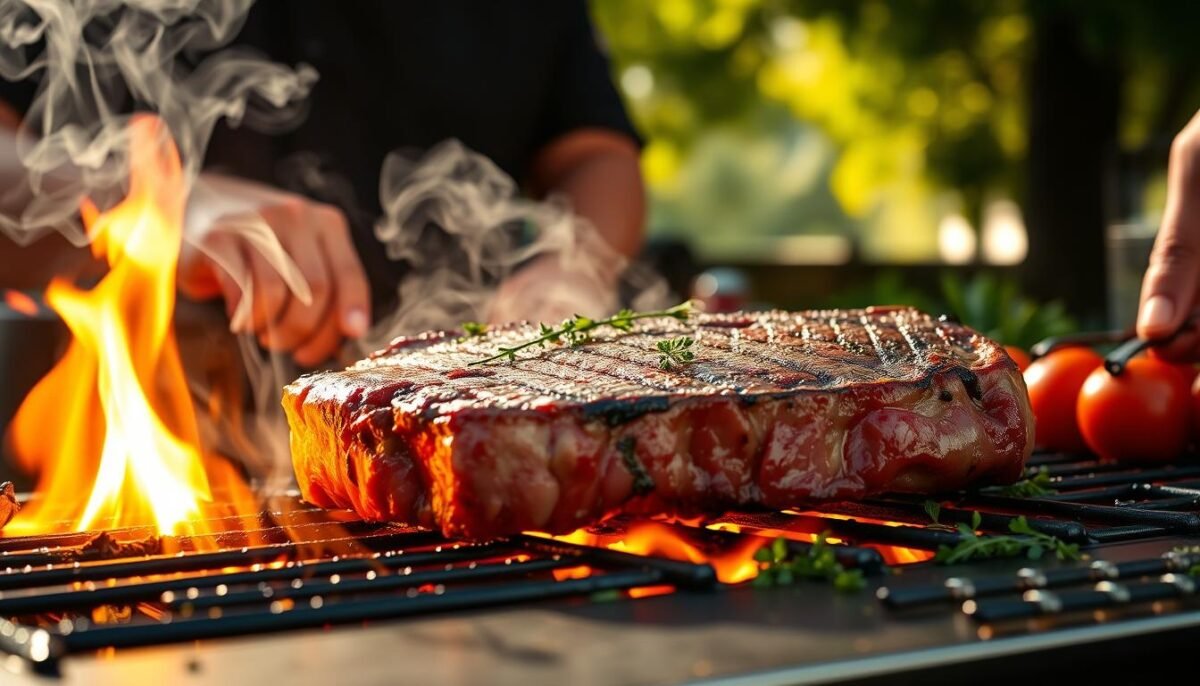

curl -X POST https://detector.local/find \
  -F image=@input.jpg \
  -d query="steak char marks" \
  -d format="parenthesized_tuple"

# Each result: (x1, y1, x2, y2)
(283, 307, 1033, 539)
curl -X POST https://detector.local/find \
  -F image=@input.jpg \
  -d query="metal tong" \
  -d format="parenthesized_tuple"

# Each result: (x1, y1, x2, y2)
(1030, 313, 1200, 376)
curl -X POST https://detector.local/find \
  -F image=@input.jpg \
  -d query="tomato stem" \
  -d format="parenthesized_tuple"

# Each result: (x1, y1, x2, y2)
(1103, 337, 1152, 376)
(1030, 330, 1130, 359)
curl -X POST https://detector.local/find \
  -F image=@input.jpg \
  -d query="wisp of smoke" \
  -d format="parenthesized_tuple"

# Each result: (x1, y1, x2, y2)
(366, 139, 669, 349)
(0, 0, 315, 243)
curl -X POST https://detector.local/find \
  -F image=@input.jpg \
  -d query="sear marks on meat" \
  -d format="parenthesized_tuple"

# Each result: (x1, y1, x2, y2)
(282, 307, 1034, 539)
(0, 482, 18, 530)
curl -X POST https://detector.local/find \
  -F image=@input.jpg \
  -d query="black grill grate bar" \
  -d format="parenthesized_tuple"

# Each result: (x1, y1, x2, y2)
(1135, 483, 1200, 498)
(170, 557, 574, 612)
(964, 576, 1197, 623)
(1051, 465, 1200, 490)
(53, 567, 678, 654)
(1116, 495, 1200, 511)
(0, 525, 436, 569)
(0, 506, 364, 555)
(0, 534, 492, 592)
(0, 543, 508, 615)
(0, 525, 436, 568)
(1031, 461, 1140, 478)
(1086, 525, 1171, 543)
(669, 520, 887, 573)
(714, 511, 963, 550)
(1027, 452, 1086, 467)
(518, 535, 717, 589)
(966, 493, 1200, 532)
(855, 498, 1088, 542)
(1037, 484, 1140, 503)
(878, 554, 1199, 609)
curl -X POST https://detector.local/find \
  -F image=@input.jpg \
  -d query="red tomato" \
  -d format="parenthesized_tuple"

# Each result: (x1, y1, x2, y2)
(1077, 358, 1192, 463)
(1023, 347, 1103, 452)
(1004, 345, 1031, 372)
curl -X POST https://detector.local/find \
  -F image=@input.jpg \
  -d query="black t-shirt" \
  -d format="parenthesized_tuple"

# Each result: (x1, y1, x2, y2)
(1, 0, 641, 314)
(205, 0, 641, 313)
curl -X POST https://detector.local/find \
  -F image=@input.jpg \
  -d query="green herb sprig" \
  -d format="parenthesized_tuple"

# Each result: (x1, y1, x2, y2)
(656, 336, 695, 370)
(923, 500, 943, 525)
(932, 512, 1081, 565)
(751, 533, 866, 592)
(990, 467, 1057, 498)
(468, 300, 698, 366)
(460, 321, 489, 339)
(1170, 546, 1200, 577)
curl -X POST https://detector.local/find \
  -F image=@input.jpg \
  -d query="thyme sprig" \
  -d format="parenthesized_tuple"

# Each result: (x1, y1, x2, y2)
(989, 467, 1057, 498)
(751, 533, 866, 592)
(932, 512, 1081, 565)
(468, 300, 698, 366)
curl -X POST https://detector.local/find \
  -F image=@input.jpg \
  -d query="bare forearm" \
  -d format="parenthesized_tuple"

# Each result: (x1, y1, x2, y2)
(532, 129, 646, 260)
(550, 149, 645, 258)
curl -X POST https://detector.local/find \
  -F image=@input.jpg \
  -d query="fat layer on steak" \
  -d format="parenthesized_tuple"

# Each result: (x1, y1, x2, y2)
(282, 307, 1033, 539)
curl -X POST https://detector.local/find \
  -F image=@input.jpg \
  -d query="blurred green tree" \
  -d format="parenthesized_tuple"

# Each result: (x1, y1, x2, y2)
(592, 0, 1200, 320)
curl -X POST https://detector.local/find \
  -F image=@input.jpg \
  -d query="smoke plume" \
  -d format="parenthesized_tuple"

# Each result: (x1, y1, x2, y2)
(0, 0, 315, 242)
(365, 139, 668, 349)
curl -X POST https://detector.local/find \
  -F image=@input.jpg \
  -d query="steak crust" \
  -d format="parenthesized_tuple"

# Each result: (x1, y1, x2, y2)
(282, 307, 1033, 539)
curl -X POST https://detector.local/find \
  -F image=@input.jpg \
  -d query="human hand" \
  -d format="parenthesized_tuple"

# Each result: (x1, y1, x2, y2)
(179, 173, 370, 367)
(1137, 110, 1200, 360)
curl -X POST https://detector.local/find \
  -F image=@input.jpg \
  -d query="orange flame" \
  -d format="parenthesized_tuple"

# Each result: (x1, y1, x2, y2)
(715, 513, 935, 565)
(5, 115, 256, 540)
(545, 521, 764, 584)
(3, 289, 38, 316)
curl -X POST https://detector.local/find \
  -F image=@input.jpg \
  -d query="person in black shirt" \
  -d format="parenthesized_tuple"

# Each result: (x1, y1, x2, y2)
(0, 1, 645, 367)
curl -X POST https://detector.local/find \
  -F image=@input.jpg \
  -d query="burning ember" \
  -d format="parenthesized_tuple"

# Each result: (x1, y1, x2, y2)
(540, 520, 765, 584)
(4, 116, 256, 540)
(712, 514, 935, 565)
(3, 289, 39, 316)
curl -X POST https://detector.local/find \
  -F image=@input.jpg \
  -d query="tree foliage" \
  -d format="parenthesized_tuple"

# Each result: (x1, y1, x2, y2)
(592, 0, 1200, 241)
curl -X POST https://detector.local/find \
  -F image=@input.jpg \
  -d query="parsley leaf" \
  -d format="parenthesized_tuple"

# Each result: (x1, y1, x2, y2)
(751, 532, 866, 592)
(656, 336, 696, 370)
(933, 514, 1081, 565)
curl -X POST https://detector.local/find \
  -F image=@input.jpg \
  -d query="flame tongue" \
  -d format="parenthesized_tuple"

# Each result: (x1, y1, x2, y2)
(7, 116, 219, 537)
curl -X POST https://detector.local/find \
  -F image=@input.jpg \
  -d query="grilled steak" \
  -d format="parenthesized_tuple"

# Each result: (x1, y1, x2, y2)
(282, 307, 1033, 539)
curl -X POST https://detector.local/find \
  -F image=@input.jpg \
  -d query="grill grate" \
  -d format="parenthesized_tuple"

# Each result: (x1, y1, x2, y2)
(0, 505, 730, 675)
(876, 451, 1200, 631)
(3, 450, 1200, 674)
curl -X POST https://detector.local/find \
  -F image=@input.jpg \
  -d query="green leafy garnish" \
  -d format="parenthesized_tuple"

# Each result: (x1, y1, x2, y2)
(751, 533, 866, 592)
(1171, 546, 1200, 577)
(933, 515, 1081, 565)
(991, 467, 1056, 498)
(923, 500, 942, 525)
(469, 301, 697, 366)
(461, 321, 489, 338)
(656, 336, 696, 370)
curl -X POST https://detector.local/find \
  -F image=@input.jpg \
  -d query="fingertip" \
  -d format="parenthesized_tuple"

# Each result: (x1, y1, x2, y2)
(342, 307, 369, 338)
(1137, 295, 1177, 339)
